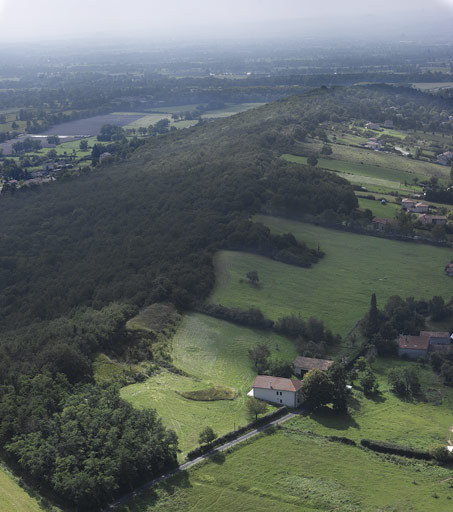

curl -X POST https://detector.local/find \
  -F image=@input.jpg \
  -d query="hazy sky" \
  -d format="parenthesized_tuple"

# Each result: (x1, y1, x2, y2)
(1, 0, 453, 42)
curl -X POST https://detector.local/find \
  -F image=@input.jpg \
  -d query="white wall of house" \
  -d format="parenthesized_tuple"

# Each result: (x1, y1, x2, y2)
(253, 387, 300, 408)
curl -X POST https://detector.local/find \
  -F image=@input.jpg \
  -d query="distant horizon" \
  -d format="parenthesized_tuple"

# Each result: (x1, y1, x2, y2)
(1, 0, 453, 44)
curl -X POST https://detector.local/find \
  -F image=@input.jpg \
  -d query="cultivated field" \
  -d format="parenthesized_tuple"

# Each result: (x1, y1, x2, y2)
(209, 217, 453, 335)
(120, 313, 297, 455)
(119, 423, 453, 512)
(41, 113, 146, 136)
(0, 467, 43, 512)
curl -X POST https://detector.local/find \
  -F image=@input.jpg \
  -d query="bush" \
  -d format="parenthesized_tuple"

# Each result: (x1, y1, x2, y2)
(429, 444, 453, 463)
(360, 439, 431, 460)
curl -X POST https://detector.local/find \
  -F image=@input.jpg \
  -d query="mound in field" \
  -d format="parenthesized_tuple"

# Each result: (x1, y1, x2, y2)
(178, 385, 238, 401)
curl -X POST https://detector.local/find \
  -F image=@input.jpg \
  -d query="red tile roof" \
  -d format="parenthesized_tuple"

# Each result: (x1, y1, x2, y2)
(293, 357, 334, 372)
(253, 375, 302, 392)
(420, 331, 449, 338)
(372, 217, 393, 225)
(398, 335, 429, 351)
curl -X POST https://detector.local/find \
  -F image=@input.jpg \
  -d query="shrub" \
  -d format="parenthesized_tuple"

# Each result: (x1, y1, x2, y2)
(360, 439, 432, 460)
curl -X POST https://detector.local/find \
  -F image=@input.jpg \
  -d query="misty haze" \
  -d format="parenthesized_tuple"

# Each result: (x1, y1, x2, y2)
(0, 1, 453, 511)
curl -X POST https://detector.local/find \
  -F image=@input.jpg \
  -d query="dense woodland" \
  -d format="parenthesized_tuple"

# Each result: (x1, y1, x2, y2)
(1, 84, 453, 509)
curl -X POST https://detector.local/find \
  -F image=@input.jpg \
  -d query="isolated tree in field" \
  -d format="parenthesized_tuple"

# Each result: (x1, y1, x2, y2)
(199, 426, 217, 445)
(320, 144, 332, 155)
(365, 293, 379, 338)
(246, 270, 259, 285)
(246, 397, 268, 420)
(248, 344, 270, 370)
(47, 135, 60, 145)
(300, 369, 333, 409)
(79, 139, 88, 151)
(359, 369, 379, 396)
(307, 155, 318, 167)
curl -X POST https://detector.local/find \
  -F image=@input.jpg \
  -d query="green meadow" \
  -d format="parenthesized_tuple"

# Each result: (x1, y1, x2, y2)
(209, 217, 453, 335)
(119, 424, 453, 512)
(301, 357, 453, 450)
(0, 467, 43, 512)
(357, 197, 401, 219)
(283, 153, 419, 185)
(121, 313, 297, 455)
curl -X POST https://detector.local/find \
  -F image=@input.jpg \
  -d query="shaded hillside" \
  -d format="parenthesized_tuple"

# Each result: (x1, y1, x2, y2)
(0, 87, 367, 332)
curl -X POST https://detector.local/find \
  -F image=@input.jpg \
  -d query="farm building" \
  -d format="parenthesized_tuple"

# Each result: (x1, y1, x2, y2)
(383, 119, 394, 128)
(418, 214, 447, 225)
(398, 331, 452, 359)
(445, 262, 453, 276)
(251, 376, 302, 408)
(365, 122, 381, 130)
(293, 356, 334, 377)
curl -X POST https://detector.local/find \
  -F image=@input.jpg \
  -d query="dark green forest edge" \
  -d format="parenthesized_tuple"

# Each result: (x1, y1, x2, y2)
(1, 85, 452, 510)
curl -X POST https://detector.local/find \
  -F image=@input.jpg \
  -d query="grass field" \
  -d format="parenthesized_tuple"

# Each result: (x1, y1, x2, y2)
(283, 153, 418, 189)
(357, 197, 401, 219)
(208, 217, 453, 335)
(121, 313, 297, 455)
(119, 423, 453, 512)
(0, 466, 43, 512)
(287, 140, 448, 185)
(301, 357, 453, 450)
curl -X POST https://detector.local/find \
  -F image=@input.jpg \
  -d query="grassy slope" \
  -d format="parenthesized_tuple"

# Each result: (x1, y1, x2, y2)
(121, 313, 297, 455)
(302, 357, 453, 450)
(357, 197, 401, 219)
(209, 217, 453, 335)
(0, 467, 43, 512)
(119, 425, 453, 512)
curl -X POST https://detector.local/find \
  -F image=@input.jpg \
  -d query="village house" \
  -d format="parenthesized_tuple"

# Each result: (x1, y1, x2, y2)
(436, 151, 453, 166)
(383, 119, 394, 128)
(372, 216, 390, 227)
(251, 375, 302, 408)
(418, 214, 447, 225)
(398, 331, 452, 359)
(401, 198, 415, 210)
(372, 217, 393, 231)
(293, 356, 334, 377)
(411, 202, 430, 213)
(365, 122, 381, 130)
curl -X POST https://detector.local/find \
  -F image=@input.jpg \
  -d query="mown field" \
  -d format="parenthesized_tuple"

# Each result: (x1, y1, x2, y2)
(209, 217, 453, 335)
(285, 139, 449, 193)
(120, 313, 297, 455)
(357, 197, 401, 219)
(119, 423, 453, 512)
(302, 357, 453, 450)
(0, 466, 43, 512)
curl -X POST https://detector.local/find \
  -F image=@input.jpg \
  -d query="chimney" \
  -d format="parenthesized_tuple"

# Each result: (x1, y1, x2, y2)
(269, 381, 273, 389)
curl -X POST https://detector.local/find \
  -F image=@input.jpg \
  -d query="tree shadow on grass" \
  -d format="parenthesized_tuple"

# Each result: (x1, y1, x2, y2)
(368, 390, 386, 404)
(308, 407, 360, 431)
(211, 452, 226, 465)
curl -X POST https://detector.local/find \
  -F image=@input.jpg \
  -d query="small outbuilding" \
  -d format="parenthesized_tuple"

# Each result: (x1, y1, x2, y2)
(293, 356, 334, 377)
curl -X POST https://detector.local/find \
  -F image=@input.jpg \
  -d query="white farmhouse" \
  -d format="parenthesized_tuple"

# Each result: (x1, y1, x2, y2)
(251, 375, 302, 408)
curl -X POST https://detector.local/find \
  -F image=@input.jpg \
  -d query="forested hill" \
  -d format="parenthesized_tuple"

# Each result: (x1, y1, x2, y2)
(0, 84, 448, 509)
(0, 86, 368, 333)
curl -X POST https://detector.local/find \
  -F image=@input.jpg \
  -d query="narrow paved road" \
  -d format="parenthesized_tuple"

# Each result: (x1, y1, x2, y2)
(103, 410, 299, 511)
